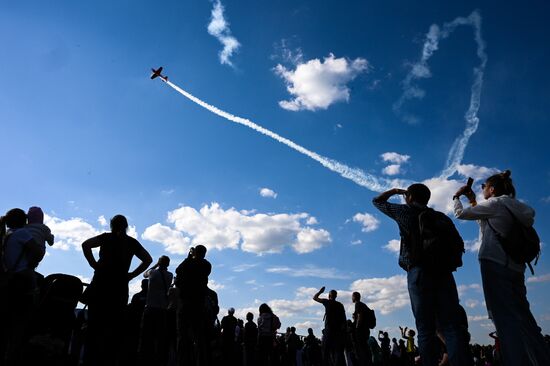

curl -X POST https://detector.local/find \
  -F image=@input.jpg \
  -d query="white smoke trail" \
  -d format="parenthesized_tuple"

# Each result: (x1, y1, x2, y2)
(165, 80, 407, 192)
(394, 10, 487, 179)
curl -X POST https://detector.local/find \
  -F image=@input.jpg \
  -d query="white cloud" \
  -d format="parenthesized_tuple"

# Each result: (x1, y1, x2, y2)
(350, 275, 409, 315)
(456, 164, 498, 181)
(351, 239, 362, 245)
(294, 321, 319, 332)
(457, 283, 481, 297)
(465, 299, 480, 309)
(275, 54, 368, 111)
(207, 0, 240, 66)
(542, 196, 550, 204)
(467, 314, 489, 322)
(422, 177, 463, 214)
(352, 212, 380, 233)
(382, 164, 402, 176)
(527, 273, 550, 283)
(381, 152, 410, 164)
(383, 239, 400, 255)
(306, 217, 318, 225)
(142, 223, 191, 255)
(380, 152, 410, 176)
(142, 203, 331, 255)
(464, 238, 481, 252)
(209, 279, 225, 291)
(232, 263, 259, 272)
(266, 265, 350, 280)
(259, 188, 278, 199)
(97, 215, 107, 227)
(45, 214, 102, 251)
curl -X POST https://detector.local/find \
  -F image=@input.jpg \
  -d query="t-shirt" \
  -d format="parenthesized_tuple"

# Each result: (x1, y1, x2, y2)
(95, 232, 145, 277)
(320, 299, 346, 333)
(25, 223, 54, 254)
(146, 268, 173, 309)
(221, 314, 238, 341)
(3, 228, 34, 272)
(175, 257, 212, 300)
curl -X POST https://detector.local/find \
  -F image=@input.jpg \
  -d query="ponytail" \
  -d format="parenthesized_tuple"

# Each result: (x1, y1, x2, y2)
(486, 170, 516, 198)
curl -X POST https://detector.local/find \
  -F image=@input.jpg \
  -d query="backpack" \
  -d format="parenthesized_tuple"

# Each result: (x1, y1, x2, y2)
(486, 204, 540, 275)
(365, 307, 376, 329)
(417, 208, 465, 272)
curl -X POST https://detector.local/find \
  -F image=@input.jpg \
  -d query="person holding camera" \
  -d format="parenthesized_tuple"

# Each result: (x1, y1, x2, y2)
(174, 245, 212, 366)
(453, 170, 550, 365)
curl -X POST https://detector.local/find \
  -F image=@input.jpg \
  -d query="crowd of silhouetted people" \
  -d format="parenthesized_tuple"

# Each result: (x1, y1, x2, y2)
(2, 170, 550, 365)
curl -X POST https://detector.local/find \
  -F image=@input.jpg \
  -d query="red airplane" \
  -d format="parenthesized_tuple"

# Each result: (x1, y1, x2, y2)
(150, 66, 168, 81)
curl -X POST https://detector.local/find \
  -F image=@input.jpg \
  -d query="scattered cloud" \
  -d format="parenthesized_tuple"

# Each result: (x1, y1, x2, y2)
(456, 164, 498, 181)
(259, 188, 278, 199)
(209, 279, 225, 291)
(351, 275, 409, 315)
(380, 152, 410, 176)
(464, 237, 481, 252)
(457, 283, 481, 297)
(45, 214, 102, 251)
(351, 239, 362, 245)
(142, 203, 331, 255)
(161, 189, 175, 196)
(274, 54, 368, 111)
(266, 265, 350, 280)
(306, 217, 318, 225)
(383, 239, 400, 255)
(97, 215, 107, 227)
(465, 299, 480, 309)
(232, 263, 259, 272)
(352, 212, 380, 233)
(527, 273, 550, 283)
(541, 196, 550, 204)
(207, 0, 241, 66)
(381, 152, 410, 165)
(382, 164, 402, 176)
(272, 38, 304, 65)
(468, 314, 489, 322)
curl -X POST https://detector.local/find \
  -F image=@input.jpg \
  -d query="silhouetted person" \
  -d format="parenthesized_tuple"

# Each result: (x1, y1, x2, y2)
(124, 278, 149, 365)
(221, 308, 239, 366)
(373, 184, 471, 366)
(304, 328, 321, 366)
(377, 331, 390, 366)
(286, 327, 300, 366)
(454, 170, 550, 365)
(352, 292, 373, 366)
(139, 255, 173, 366)
(0, 208, 42, 366)
(243, 312, 258, 366)
(25, 206, 54, 267)
(81, 214, 152, 366)
(175, 244, 212, 366)
(313, 287, 346, 366)
(257, 303, 281, 366)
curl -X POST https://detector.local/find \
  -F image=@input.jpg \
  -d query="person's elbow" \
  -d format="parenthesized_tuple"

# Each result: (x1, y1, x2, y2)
(142, 252, 153, 267)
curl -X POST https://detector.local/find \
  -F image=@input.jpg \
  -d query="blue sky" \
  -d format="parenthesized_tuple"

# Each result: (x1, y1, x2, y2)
(1, 0, 549, 344)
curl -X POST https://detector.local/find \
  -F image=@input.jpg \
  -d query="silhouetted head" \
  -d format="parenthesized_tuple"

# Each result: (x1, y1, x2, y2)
(308, 328, 314, 336)
(352, 291, 361, 303)
(259, 303, 273, 315)
(246, 312, 254, 321)
(384, 332, 389, 338)
(238, 319, 244, 327)
(408, 329, 416, 337)
(483, 170, 515, 199)
(194, 244, 207, 259)
(290, 327, 296, 333)
(329, 289, 337, 300)
(392, 337, 397, 343)
(158, 255, 170, 269)
(27, 206, 44, 224)
(5, 208, 27, 229)
(228, 307, 235, 315)
(110, 214, 128, 234)
(406, 183, 431, 206)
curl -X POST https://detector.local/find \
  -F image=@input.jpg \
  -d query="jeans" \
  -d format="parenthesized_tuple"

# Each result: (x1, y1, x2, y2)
(480, 259, 550, 366)
(407, 267, 472, 366)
